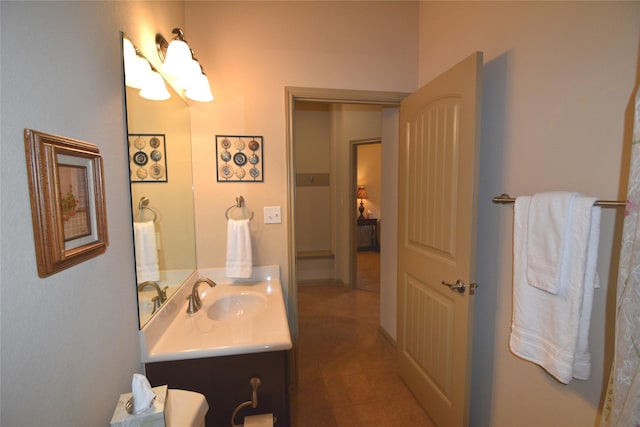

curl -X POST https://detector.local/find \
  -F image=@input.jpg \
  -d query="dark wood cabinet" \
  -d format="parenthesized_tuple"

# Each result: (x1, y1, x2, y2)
(357, 218, 379, 251)
(145, 350, 289, 427)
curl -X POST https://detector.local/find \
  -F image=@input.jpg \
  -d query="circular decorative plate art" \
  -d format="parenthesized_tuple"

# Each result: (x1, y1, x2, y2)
(128, 134, 168, 183)
(215, 135, 264, 182)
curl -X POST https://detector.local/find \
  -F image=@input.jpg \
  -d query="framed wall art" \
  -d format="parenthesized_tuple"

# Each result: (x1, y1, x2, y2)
(128, 134, 168, 182)
(215, 135, 264, 182)
(24, 129, 109, 278)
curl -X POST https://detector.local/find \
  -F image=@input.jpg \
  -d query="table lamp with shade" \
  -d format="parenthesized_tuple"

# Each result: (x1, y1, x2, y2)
(357, 187, 368, 219)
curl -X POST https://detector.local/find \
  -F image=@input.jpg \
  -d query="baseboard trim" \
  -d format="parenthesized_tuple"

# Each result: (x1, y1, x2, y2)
(297, 279, 344, 286)
(378, 325, 396, 348)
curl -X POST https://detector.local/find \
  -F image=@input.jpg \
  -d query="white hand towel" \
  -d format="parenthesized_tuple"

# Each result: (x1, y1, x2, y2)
(226, 219, 253, 278)
(133, 221, 159, 283)
(526, 191, 577, 294)
(131, 373, 156, 414)
(510, 194, 600, 384)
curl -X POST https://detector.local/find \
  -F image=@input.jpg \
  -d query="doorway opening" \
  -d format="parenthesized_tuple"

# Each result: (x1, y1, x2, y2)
(353, 139, 381, 293)
(285, 87, 407, 387)
(286, 88, 434, 425)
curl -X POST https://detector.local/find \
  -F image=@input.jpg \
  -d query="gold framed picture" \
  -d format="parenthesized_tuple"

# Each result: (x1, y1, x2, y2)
(24, 129, 109, 277)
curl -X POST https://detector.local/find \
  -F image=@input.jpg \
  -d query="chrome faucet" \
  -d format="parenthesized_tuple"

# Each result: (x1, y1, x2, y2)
(137, 281, 168, 314)
(186, 277, 217, 314)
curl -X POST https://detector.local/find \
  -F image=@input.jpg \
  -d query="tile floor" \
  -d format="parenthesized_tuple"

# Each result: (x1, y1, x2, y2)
(290, 258, 435, 426)
(355, 251, 380, 293)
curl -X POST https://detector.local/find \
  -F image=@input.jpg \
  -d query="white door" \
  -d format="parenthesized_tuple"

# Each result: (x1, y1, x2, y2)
(397, 52, 483, 427)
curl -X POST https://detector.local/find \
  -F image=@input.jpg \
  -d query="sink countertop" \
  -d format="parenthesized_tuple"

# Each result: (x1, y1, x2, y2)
(139, 265, 292, 363)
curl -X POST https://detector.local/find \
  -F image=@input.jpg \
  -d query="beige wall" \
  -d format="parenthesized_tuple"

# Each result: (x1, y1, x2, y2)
(418, 2, 640, 426)
(126, 86, 197, 272)
(380, 108, 400, 341)
(295, 103, 385, 283)
(332, 104, 384, 284)
(185, 1, 419, 295)
(294, 102, 332, 254)
(5, 2, 635, 426)
(0, 1, 186, 425)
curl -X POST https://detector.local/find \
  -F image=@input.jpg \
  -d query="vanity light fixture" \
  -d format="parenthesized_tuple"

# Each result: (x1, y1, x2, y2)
(122, 36, 170, 101)
(156, 28, 214, 102)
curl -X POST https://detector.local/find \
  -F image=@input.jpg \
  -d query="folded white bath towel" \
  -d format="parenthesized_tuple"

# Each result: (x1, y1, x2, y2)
(226, 219, 253, 278)
(133, 221, 159, 283)
(510, 194, 601, 384)
(526, 192, 577, 294)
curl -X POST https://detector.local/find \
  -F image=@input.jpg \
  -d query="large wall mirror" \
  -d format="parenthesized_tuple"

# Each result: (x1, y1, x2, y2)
(122, 35, 197, 328)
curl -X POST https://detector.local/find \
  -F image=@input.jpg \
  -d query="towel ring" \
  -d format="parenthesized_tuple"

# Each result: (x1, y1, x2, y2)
(225, 205, 254, 221)
(138, 196, 158, 222)
(225, 195, 254, 221)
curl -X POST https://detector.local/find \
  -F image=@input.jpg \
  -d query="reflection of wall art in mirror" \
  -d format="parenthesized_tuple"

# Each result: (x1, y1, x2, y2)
(215, 135, 264, 182)
(128, 134, 168, 182)
(24, 129, 109, 278)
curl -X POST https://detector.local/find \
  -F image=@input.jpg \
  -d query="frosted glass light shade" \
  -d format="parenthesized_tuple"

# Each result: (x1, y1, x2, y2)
(140, 71, 171, 101)
(123, 37, 153, 90)
(125, 55, 152, 90)
(123, 38, 136, 62)
(184, 73, 214, 102)
(162, 39, 192, 76)
(176, 59, 203, 90)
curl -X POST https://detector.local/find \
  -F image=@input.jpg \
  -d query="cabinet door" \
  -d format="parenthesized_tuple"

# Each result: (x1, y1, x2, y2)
(145, 351, 289, 427)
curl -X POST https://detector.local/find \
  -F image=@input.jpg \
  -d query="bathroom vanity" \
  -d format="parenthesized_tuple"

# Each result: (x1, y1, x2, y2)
(139, 266, 292, 427)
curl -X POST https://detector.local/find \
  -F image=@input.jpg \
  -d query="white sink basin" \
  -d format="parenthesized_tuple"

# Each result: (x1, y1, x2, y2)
(207, 292, 267, 321)
(140, 265, 293, 362)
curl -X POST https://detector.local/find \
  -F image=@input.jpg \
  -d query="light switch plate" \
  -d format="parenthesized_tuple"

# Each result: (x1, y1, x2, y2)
(264, 206, 282, 224)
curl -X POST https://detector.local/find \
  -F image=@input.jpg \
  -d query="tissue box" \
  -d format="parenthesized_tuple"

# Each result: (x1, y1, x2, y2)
(110, 385, 168, 427)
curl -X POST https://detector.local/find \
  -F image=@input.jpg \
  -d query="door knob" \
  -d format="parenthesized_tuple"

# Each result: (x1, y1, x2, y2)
(441, 279, 466, 293)
(441, 279, 479, 295)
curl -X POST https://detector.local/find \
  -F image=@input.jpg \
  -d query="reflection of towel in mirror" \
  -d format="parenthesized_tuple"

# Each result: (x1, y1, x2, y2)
(226, 219, 253, 278)
(134, 221, 159, 283)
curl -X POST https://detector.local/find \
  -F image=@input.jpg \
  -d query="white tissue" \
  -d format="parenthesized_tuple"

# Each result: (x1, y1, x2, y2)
(110, 384, 167, 427)
(132, 373, 156, 414)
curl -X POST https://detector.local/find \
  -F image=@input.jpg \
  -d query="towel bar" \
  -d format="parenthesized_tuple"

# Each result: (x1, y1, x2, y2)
(492, 193, 627, 208)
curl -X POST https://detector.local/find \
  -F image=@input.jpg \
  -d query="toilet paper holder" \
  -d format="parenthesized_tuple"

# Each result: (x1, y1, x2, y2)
(231, 377, 276, 426)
